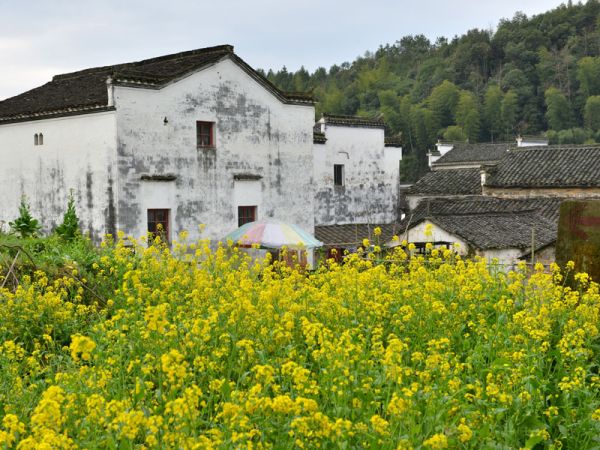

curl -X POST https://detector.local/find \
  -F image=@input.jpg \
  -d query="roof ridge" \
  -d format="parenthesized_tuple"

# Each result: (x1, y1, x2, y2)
(53, 45, 234, 81)
(511, 143, 600, 152)
(322, 113, 384, 124)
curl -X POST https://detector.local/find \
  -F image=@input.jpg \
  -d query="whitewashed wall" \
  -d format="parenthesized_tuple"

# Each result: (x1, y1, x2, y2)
(0, 111, 117, 240)
(396, 220, 468, 254)
(313, 125, 401, 226)
(113, 57, 316, 243)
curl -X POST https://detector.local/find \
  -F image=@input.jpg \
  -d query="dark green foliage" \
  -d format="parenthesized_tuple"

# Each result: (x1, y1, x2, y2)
(483, 85, 504, 142)
(584, 95, 600, 130)
(264, 0, 600, 181)
(545, 87, 573, 130)
(501, 91, 519, 138)
(443, 125, 467, 142)
(9, 196, 41, 238)
(55, 193, 81, 241)
(455, 91, 481, 141)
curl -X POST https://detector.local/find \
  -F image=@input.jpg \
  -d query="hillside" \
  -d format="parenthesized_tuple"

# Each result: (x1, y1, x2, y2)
(261, 1, 600, 181)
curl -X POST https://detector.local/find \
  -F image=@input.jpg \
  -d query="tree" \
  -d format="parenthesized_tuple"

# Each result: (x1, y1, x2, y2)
(427, 80, 460, 130)
(584, 96, 600, 131)
(483, 85, 504, 141)
(455, 91, 481, 142)
(9, 196, 41, 238)
(577, 57, 600, 97)
(55, 192, 80, 241)
(410, 106, 435, 175)
(501, 90, 519, 139)
(443, 125, 467, 141)
(544, 87, 573, 130)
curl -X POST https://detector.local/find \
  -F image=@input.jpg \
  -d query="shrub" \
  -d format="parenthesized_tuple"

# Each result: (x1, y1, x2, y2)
(8, 196, 41, 238)
(55, 192, 80, 241)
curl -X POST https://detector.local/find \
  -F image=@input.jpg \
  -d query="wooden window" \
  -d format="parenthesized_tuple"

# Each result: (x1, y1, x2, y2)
(39, 133, 43, 145)
(196, 121, 215, 148)
(34, 134, 38, 145)
(238, 206, 257, 227)
(334, 164, 344, 186)
(147, 209, 170, 243)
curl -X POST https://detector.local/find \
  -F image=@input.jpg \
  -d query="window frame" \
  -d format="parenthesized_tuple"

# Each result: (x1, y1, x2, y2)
(196, 121, 215, 148)
(147, 209, 170, 243)
(238, 205, 257, 227)
(333, 164, 345, 187)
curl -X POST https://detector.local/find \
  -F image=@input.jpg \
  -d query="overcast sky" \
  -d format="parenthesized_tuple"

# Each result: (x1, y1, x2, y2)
(0, 0, 566, 100)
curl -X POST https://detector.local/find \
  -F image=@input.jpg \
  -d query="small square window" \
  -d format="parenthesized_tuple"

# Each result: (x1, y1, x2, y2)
(238, 206, 257, 227)
(334, 164, 344, 186)
(147, 209, 170, 243)
(197, 121, 215, 148)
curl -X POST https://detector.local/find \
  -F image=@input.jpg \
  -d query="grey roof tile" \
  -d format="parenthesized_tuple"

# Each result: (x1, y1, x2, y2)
(0, 45, 312, 122)
(321, 113, 385, 128)
(434, 142, 511, 166)
(487, 145, 600, 188)
(406, 168, 482, 195)
(397, 196, 563, 250)
(315, 223, 398, 247)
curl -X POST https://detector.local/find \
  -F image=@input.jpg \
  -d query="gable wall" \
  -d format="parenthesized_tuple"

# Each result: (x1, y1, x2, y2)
(114, 57, 315, 243)
(313, 125, 401, 226)
(0, 111, 117, 240)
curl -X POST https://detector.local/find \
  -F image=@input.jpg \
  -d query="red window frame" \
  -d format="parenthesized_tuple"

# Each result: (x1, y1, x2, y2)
(147, 209, 170, 243)
(196, 121, 215, 148)
(238, 206, 257, 227)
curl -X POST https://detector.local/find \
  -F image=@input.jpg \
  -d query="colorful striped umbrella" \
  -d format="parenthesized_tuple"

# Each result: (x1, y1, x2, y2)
(223, 220, 323, 249)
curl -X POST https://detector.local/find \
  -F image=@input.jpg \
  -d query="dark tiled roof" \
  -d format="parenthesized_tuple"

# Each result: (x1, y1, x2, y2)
(313, 131, 327, 144)
(396, 196, 562, 250)
(402, 197, 563, 225)
(406, 168, 482, 195)
(315, 223, 399, 248)
(0, 45, 313, 123)
(427, 212, 557, 250)
(434, 142, 511, 166)
(487, 145, 600, 188)
(384, 135, 402, 147)
(321, 113, 385, 129)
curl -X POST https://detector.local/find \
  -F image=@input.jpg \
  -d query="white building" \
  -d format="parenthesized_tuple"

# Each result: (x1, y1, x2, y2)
(312, 114, 402, 226)
(0, 45, 316, 243)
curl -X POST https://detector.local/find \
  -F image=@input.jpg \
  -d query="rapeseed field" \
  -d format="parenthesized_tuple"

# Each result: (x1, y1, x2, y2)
(0, 235, 599, 449)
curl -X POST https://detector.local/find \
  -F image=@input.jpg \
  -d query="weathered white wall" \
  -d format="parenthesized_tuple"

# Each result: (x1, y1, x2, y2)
(313, 125, 401, 226)
(113, 56, 316, 243)
(0, 111, 117, 240)
(476, 248, 522, 268)
(233, 180, 262, 223)
(395, 220, 468, 254)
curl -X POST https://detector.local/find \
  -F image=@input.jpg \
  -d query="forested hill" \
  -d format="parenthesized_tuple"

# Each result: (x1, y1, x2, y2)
(260, 1, 600, 181)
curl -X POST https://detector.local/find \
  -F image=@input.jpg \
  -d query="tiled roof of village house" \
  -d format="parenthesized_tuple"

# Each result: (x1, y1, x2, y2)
(315, 223, 399, 248)
(433, 142, 512, 166)
(0, 45, 313, 123)
(487, 145, 600, 188)
(321, 114, 385, 128)
(395, 196, 561, 251)
(313, 131, 327, 144)
(424, 212, 557, 251)
(402, 197, 563, 224)
(384, 135, 402, 147)
(405, 168, 482, 195)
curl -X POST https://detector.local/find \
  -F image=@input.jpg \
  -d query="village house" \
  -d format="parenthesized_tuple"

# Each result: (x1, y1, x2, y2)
(0, 45, 402, 247)
(397, 143, 600, 266)
(394, 197, 560, 266)
(311, 114, 402, 252)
